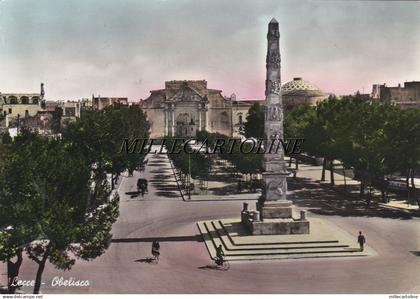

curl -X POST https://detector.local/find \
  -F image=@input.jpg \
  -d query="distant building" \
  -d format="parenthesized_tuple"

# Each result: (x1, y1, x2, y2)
(282, 77, 326, 111)
(371, 81, 420, 109)
(231, 96, 260, 137)
(92, 95, 128, 110)
(8, 111, 53, 135)
(139, 80, 235, 138)
(0, 83, 45, 128)
(60, 101, 81, 128)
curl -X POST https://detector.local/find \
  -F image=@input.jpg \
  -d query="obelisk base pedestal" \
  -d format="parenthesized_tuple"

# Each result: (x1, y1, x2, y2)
(258, 200, 293, 219)
(241, 202, 310, 235)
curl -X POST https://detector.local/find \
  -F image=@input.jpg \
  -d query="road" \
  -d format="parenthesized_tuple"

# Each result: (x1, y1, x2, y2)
(3, 151, 420, 294)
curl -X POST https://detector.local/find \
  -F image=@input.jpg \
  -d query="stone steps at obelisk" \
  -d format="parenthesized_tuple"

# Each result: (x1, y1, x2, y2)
(197, 219, 370, 261)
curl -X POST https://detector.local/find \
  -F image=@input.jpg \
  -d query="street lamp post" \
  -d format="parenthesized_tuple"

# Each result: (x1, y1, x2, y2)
(188, 153, 191, 200)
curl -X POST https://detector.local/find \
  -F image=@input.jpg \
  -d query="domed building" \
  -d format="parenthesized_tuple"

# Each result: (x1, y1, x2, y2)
(282, 77, 326, 111)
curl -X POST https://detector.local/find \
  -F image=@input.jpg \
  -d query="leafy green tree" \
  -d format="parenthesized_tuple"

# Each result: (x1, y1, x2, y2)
(0, 131, 119, 294)
(284, 105, 316, 169)
(0, 131, 47, 293)
(64, 104, 148, 189)
(382, 108, 420, 205)
(244, 102, 264, 139)
(51, 107, 63, 133)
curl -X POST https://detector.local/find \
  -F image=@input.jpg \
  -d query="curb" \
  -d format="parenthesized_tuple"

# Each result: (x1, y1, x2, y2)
(377, 203, 419, 214)
(167, 156, 187, 201)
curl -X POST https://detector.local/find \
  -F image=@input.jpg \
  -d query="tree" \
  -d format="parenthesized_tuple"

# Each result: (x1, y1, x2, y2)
(0, 131, 119, 294)
(0, 131, 47, 293)
(382, 108, 420, 205)
(284, 105, 316, 169)
(244, 102, 264, 139)
(51, 107, 63, 133)
(64, 104, 148, 189)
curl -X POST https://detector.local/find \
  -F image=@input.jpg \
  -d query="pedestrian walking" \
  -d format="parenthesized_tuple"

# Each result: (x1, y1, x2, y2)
(152, 240, 160, 262)
(357, 231, 366, 251)
(237, 180, 242, 193)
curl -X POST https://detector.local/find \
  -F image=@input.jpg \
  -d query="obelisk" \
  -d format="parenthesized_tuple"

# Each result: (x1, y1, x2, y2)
(257, 18, 292, 218)
(241, 18, 309, 235)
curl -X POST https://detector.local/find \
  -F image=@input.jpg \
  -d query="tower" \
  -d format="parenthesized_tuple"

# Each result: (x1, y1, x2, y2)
(40, 83, 45, 98)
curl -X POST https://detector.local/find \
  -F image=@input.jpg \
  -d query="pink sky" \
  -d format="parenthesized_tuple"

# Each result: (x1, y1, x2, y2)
(0, 1, 419, 101)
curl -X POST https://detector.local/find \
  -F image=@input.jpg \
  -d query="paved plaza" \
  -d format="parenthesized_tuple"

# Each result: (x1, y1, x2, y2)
(1, 151, 420, 294)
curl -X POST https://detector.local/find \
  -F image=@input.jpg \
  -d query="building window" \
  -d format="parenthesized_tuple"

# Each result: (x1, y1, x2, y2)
(220, 112, 229, 128)
(8, 108, 12, 114)
(25, 110, 29, 117)
(8, 96, 17, 104)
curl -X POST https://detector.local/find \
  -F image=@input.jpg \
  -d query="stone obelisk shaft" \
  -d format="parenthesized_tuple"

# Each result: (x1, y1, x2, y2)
(259, 18, 291, 215)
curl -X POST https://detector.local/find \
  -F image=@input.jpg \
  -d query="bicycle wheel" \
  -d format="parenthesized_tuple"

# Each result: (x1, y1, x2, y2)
(222, 260, 230, 270)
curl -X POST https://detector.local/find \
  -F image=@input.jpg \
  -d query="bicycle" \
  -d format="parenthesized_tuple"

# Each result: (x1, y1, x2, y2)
(213, 256, 230, 270)
(152, 249, 160, 263)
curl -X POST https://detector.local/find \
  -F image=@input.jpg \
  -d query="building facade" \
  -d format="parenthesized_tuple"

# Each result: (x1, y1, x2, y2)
(371, 81, 420, 109)
(139, 79, 326, 138)
(0, 83, 45, 127)
(231, 97, 260, 136)
(92, 95, 128, 110)
(139, 80, 234, 138)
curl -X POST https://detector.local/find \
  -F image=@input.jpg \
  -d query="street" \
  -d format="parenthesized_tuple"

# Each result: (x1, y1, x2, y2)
(3, 151, 420, 294)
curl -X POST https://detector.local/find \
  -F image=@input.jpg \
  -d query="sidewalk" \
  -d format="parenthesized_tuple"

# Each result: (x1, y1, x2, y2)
(296, 163, 419, 213)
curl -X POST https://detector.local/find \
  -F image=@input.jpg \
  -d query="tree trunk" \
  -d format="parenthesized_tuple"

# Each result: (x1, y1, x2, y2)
(321, 158, 327, 181)
(33, 246, 50, 294)
(406, 172, 411, 203)
(7, 249, 23, 294)
(289, 156, 292, 167)
(343, 166, 347, 190)
(411, 169, 415, 189)
(413, 188, 420, 208)
(295, 158, 299, 170)
(380, 176, 386, 203)
(360, 180, 365, 198)
(411, 169, 420, 208)
(330, 160, 335, 186)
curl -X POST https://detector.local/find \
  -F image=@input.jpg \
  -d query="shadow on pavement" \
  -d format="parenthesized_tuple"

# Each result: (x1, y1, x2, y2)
(288, 177, 417, 220)
(134, 257, 158, 264)
(410, 251, 420, 257)
(112, 235, 203, 243)
(198, 265, 229, 271)
(155, 191, 180, 198)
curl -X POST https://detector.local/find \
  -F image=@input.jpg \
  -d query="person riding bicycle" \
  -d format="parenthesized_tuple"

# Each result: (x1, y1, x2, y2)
(215, 245, 224, 265)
